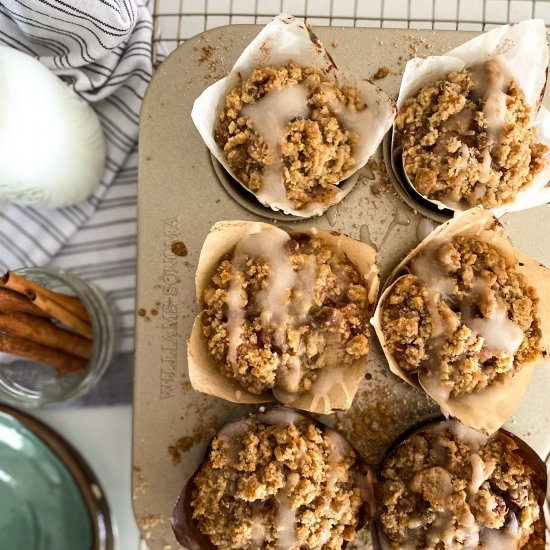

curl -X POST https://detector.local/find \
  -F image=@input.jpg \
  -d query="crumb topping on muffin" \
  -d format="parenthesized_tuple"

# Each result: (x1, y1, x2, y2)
(381, 236, 541, 397)
(191, 410, 364, 549)
(396, 59, 548, 209)
(202, 230, 371, 395)
(214, 61, 366, 210)
(380, 421, 541, 549)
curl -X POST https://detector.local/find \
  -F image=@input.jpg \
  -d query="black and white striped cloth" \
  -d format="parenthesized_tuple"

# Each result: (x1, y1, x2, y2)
(0, 0, 154, 353)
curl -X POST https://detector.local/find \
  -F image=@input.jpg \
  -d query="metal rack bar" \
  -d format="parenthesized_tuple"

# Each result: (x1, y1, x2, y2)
(152, 0, 550, 64)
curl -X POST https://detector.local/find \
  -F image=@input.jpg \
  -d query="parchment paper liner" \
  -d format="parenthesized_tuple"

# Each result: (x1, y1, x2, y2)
(394, 19, 550, 215)
(191, 13, 396, 218)
(371, 208, 550, 434)
(188, 220, 379, 414)
(171, 406, 381, 550)
(371, 419, 547, 550)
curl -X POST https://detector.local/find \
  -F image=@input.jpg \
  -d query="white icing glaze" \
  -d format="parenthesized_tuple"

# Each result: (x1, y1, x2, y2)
(424, 289, 460, 339)
(279, 357, 302, 394)
(475, 59, 511, 144)
(226, 273, 247, 369)
(457, 143, 471, 172)
(250, 516, 266, 548)
(324, 429, 350, 493)
(242, 84, 310, 152)
(317, 528, 331, 546)
(225, 229, 265, 369)
(410, 466, 453, 503)
(411, 244, 525, 372)
(447, 420, 489, 450)
(275, 492, 297, 550)
(479, 513, 519, 550)
(394, 422, 524, 550)
(410, 251, 455, 300)
(425, 512, 456, 548)
(224, 226, 322, 389)
(379, 207, 411, 251)
(462, 278, 524, 354)
(471, 58, 513, 185)
(217, 418, 248, 440)
(470, 182, 487, 203)
(460, 528, 481, 550)
(469, 452, 487, 493)
(309, 364, 352, 412)
(326, 90, 367, 149)
(291, 254, 316, 320)
(403, 474, 483, 549)
(224, 226, 292, 368)
(257, 407, 301, 427)
(479, 148, 493, 184)
(465, 308, 524, 354)
(425, 509, 480, 550)
(242, 84, 310, 210)
(254, 231, 296, 348)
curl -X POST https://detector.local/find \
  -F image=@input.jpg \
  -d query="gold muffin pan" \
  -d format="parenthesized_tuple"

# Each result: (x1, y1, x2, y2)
(134, 25, 550, 549)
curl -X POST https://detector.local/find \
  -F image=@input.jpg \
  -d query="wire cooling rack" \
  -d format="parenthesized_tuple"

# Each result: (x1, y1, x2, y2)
(152, 0, 550, 65)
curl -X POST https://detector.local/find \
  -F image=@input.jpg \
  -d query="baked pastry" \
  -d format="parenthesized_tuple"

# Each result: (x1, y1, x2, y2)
(373, 420, 547, 550)
(396, 59, 548, 209)
(372, 208, 550, 433)
(192, 14, 395, 217)
(171, 407, 379, 550)
(394, 19, 550, 214)
(189, 221, 379, 413)
(215, 61, 369, 213)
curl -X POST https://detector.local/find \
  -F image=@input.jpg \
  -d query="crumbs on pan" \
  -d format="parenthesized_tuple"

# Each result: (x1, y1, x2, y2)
(168, 414, 218, 465)
(371, 66, 390, 80)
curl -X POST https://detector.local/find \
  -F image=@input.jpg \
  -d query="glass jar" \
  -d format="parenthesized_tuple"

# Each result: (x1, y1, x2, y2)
(0, 267, 117, 406)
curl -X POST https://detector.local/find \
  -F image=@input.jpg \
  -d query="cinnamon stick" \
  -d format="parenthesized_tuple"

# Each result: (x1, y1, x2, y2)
(0, 331, 87, 375)
(0, 312, 92, 360)
(0, 271, 90, 323)
(31, 293, 93, 340)
(0, 287, 49, 318)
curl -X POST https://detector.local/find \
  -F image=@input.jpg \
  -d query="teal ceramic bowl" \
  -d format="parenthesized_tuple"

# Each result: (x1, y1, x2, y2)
(0, 405, 114, 549)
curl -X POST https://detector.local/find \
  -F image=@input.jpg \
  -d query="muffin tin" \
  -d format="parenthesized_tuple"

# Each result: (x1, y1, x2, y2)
(134, 24, 550, 549)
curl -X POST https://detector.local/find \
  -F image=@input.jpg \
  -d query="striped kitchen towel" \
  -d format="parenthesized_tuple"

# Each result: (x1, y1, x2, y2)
(0, 0, 154, 353)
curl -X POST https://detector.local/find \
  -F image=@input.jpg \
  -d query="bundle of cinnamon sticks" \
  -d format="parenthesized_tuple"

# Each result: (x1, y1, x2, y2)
(0, 271, 93, 375)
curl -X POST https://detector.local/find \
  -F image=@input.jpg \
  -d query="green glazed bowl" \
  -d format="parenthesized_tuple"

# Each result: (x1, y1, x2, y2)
(0, 405, 114, 549)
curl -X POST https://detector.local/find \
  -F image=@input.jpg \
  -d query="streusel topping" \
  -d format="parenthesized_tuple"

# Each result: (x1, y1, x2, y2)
(396, 59, 548, 209)
(381, 236, 541, 398)
(191, 410, 365, 549)
(380, 421, 541, 549)
(202, 230, 371, 396)
(215, 61, 366, 210)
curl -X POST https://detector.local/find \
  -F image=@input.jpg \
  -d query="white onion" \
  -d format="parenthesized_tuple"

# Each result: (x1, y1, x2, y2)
(0, 46, 106, 208)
